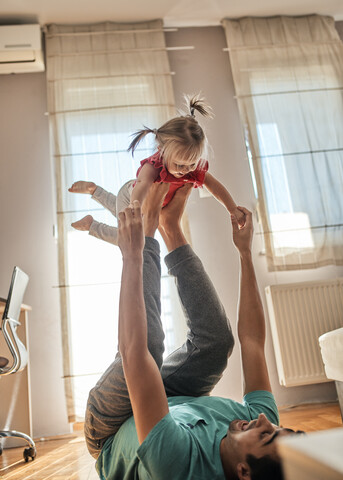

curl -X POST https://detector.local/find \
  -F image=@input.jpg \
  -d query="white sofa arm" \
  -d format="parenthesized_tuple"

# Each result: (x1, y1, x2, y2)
(319, 328, 343, 382)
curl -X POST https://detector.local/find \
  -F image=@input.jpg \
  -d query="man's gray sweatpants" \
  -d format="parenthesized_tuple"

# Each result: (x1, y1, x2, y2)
(84, 237, 234, 458)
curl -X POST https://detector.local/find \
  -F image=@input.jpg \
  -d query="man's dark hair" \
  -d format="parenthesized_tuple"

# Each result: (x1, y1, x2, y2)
(246, 454, 284, 480)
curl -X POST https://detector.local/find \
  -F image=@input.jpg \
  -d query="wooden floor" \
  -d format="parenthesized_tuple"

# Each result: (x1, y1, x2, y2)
(1, 402, 341, 480)
(0, 432, 98, 480)
(279, 401, 342, 432)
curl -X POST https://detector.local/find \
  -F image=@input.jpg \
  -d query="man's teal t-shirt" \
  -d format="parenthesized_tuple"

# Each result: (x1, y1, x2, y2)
(96, 391, 279, 480)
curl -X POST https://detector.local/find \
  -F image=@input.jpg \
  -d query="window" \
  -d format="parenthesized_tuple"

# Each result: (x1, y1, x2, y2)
(46, 20, 182, 420)
(256, 123, 314, 252)
(247, 64, 343, 269)
(223, 15, 343, 270)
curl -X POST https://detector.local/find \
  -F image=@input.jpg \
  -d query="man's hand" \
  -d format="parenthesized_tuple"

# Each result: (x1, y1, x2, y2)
(118, 200, 144, 259)
(231, 206, 253, 256)
(232, 207, 246, 229)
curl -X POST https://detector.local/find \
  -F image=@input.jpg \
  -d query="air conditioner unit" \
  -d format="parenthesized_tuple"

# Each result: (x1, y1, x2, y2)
(0, 24, 45, 74)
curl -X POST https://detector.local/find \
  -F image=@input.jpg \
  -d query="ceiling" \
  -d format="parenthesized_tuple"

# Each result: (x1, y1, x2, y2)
(0, 0, 343, 28)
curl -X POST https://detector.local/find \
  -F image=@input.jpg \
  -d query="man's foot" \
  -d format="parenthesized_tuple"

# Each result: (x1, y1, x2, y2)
(158, 184, 193, 251)
(158, 184, 192, 252)
(71, 215, 93, 231)
(159, 184, 192, 232)
(68, 181, 97, 195)
(0, 356, 9, 368)
(142, 183, 169, 237)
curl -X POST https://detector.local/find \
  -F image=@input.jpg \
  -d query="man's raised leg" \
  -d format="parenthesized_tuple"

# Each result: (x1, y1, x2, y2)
(159, 186, 235, 397)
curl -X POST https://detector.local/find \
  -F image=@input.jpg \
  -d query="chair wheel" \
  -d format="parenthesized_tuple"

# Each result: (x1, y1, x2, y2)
(23, 446, 36, 462)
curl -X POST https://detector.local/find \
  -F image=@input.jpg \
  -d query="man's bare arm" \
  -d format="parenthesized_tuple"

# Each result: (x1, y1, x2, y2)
(231, 208, 272, 394)
(118, 202, 169, 444)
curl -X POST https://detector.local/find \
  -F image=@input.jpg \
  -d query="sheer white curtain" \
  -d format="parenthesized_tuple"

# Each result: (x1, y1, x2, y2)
(222, 15, 343, 271)
(45, 20, 185, 421)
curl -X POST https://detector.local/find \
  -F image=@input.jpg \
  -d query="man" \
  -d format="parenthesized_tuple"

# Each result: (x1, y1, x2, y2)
(84, 184, 297, 479)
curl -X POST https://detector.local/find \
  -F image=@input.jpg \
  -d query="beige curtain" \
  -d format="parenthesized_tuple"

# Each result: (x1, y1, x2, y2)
(222, 15, 343, 271)
(45, 20, 176, 421)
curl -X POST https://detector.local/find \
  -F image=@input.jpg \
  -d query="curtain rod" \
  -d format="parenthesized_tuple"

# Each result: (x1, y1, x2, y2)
(223, 40, 341, 51)
(48, 103, 175, 115)
(52, 146, 151, 157)
(57, 207, 106, 215)
(47, 46, 194, 58)
(255, 223, 343, 236)
(234, 86, 343, 99)
(253, 147, 343, 159)
(45, 28, 178, 37)
(47, 72, 175, 82)
(56, 276, 170, 288)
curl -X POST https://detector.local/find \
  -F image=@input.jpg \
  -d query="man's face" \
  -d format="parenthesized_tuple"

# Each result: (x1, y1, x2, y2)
(226, 413, 296, 461)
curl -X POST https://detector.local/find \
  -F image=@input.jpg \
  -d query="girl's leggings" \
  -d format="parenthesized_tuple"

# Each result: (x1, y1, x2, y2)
(88, 182, 134, 246)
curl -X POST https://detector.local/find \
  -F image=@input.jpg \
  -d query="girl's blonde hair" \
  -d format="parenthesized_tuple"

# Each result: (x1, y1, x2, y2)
(128, 94, 213, 168)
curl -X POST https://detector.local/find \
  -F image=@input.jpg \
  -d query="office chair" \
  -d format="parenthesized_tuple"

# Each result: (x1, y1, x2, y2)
(0, 267, 36, 462)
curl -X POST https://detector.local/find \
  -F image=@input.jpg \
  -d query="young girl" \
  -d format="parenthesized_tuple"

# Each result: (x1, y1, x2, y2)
(69, 95, 245, 245)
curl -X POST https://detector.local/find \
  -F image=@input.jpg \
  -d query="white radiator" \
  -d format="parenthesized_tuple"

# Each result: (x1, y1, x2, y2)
(265, 278, 343, 387)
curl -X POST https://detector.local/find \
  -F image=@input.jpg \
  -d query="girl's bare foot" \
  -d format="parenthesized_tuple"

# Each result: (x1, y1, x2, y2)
(68, 181, 97, 195)
(71, 215, 93, 231)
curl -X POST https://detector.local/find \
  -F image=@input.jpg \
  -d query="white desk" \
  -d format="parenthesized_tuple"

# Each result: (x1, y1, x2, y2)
(0, 301, 33, 448)
(279, 427, 343, 480)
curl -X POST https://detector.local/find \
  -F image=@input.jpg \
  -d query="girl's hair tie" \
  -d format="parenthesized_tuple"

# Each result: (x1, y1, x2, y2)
(152, 128, 158, 134)
(190, 107, 195, 117)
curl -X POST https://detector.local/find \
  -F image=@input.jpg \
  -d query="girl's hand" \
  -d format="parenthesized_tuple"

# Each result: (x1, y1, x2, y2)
(233, 207, 246, 229)
(118, 200, 144, 259)
(231, 207, 253, 255)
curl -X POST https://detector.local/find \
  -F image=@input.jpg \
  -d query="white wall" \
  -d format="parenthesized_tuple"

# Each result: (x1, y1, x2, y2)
(166, 25, 343, 407)
(0, 22, 341, 439)
(0, 73, 70, 437)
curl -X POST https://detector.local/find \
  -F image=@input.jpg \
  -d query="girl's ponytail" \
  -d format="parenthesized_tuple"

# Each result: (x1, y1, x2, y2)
(127, 127, 157, 156)
(185, 93, 214, 119)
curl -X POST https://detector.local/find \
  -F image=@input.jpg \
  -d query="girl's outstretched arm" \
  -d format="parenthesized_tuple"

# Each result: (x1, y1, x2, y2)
(203, 172, 245, 226)
(130, 162, 159, 205)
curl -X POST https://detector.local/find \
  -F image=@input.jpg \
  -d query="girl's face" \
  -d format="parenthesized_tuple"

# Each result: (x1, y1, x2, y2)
(167, 157, 198, 177)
